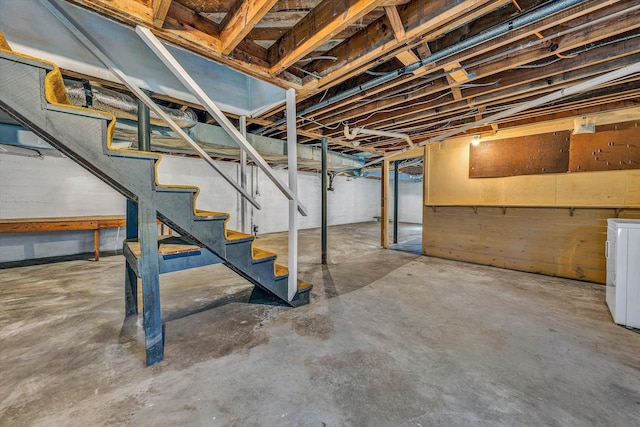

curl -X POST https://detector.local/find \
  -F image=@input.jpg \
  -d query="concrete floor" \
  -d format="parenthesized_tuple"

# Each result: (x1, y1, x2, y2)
(1, 222, 640, 426)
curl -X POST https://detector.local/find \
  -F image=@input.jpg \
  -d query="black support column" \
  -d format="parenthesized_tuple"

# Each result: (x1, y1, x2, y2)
(321, 137, 328, 265)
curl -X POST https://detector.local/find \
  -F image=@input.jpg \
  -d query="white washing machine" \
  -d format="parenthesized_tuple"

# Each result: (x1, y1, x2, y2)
(606, 219, 640, 328)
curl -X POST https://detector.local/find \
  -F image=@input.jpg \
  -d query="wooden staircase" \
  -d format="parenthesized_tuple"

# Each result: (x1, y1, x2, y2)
(0, 34, 311, 365)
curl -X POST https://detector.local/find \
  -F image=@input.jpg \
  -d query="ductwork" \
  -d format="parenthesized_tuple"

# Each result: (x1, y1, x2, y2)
(64, 79, 198, 128)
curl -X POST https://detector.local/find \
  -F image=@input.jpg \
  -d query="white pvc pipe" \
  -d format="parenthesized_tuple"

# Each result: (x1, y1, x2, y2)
(343, 124, 413, 147)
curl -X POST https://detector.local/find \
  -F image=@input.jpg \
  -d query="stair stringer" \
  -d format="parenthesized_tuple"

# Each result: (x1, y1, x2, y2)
(0, 49, 305, 304)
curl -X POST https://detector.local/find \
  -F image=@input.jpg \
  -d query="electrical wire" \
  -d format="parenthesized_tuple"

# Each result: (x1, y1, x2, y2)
(318, 89, 329, 104)
(460, 80, 500, 88)
(297, 56, 338, 63)
(347, 91, 453, 126)
(300, 115, 343, 130)
(514, 57, 563, 69)
(365, 70, 395, 76)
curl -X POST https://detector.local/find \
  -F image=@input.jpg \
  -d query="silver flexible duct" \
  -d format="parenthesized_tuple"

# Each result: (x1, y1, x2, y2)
(64, 79, 198, 128)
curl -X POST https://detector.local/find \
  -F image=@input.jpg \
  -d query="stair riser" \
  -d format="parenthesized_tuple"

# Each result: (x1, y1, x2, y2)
(224, 261, 289, 302)
(226, 240, 279, 267)
(225, 241, 287, 297)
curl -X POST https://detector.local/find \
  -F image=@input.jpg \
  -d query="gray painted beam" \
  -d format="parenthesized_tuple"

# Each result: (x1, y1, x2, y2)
(139, 201, 163, 366)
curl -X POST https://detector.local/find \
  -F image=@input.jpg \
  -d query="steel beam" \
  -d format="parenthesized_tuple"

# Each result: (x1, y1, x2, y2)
(139, 200, 163, 366)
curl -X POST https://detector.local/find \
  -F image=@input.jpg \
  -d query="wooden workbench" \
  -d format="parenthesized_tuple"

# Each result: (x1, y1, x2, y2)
(0, 215, 126, 261)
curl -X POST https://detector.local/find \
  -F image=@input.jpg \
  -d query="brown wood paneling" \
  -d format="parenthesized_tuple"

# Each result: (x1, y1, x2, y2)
(569, 121, 640, 172)
(422, 206, 640, 284)
(469, 131, 570, 178)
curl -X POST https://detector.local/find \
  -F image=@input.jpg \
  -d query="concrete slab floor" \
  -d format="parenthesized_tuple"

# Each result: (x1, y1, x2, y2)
(1, 222, 639, 426)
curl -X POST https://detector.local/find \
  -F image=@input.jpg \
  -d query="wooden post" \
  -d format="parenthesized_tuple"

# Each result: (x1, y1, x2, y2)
(381, 159, 390, 248)
(93, 228, 100, 261)
(393, 160, 399, 244)
(139, 200, 163, 365)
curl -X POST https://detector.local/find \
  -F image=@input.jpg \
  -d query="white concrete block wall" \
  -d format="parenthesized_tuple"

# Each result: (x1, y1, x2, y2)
(0, 155, 125, 218)
(0, 154, 126, 262)
(1, 152, 424, 262)
(389, 179, 423, 224)
(156, 155, 382, 234)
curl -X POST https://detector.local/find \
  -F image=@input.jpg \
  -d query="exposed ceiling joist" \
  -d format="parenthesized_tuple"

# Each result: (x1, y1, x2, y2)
(152, 0, 172, 27)
(267, 0, 385, 75)
(47, 0, 640, 157)
(384, 5, 406, 41)
(395, 49, 420, 65)
(219, 0, 280, 55)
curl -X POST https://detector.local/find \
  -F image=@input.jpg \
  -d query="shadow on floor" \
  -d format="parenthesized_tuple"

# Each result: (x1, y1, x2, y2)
(389, 237, 422, 255)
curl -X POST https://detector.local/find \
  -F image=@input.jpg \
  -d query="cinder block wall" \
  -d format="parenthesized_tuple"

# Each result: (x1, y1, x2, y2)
(1, 152, 422, 262)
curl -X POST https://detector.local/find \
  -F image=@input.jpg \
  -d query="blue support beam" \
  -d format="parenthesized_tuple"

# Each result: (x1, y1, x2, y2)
(125, 199, 138, 316)
(139, 201, 163, 366)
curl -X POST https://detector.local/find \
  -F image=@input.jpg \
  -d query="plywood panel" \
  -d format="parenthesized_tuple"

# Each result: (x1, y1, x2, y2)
(569, 121, 640, 172)
(425, 138, 639, 207)
(556, 170, 629, 206)
(625, 170, 640, 205)
(501, 174, 557, 205)
(428, 143, 505, 205)
(421, 206, 640, 284)
(469, 132, 570, 178)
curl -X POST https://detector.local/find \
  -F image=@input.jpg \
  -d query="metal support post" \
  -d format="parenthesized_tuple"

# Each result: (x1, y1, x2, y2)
(126, 200, 138, 239)
(286, 88, 298, 300)
(137, 97, 151, 151)
(381, 160, 390, 248)
(321, 137, 328, 265)
(393, 160, 399, 244)
(239, 116, 248, 233)
(139, 200, 163, 365)
(125, 199, 138, 316)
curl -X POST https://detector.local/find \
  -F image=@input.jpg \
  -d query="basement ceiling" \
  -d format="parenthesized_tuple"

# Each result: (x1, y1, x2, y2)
(2, 0, 640, 165)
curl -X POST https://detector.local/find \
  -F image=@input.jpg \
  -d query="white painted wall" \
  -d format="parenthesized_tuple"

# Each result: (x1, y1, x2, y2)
(389, 178, 423, 224)
(0, 154, 125, 218)
(0, 152, 393, 262)
(156, 155, 382, 233)
(0, 154, 126, 262)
